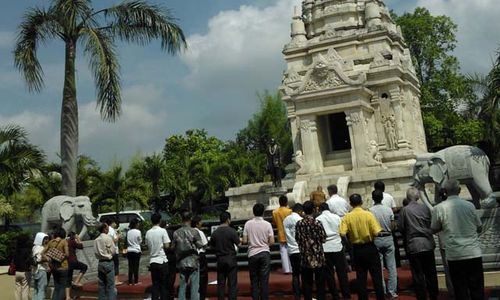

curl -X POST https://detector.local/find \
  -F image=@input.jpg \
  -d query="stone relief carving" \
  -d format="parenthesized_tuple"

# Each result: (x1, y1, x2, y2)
(366, 140, 386, 168)
(294, 150, 307, 174)
(346, 112, 361, 126)
(298, 48, 366, 94)
(382, 114, 398, 150)
(281, 68, 302, 95)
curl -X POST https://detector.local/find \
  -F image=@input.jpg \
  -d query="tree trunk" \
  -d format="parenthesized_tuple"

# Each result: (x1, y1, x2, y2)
(61, 40, 78, 197)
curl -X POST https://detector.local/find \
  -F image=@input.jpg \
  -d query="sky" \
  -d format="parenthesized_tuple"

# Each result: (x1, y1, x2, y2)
(0, 0, 499, 169)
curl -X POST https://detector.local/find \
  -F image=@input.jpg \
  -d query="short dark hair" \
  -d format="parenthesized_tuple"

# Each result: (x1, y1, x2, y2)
(159, 220, 167, 228)
(374, 180, 385, 192)
(129, 218, 139, 229)
(303, 200, 314, 215)
(253, 203, 265, 217)
(372, 190, 383, 204)
(319, 202, 330, 212)
(327, 184, 338, 195)
(220, 211, 231, 223)
(151, 213, 162, 225)
(103, 217, 116, 226)
(54, 227, 66, 239)
(181, 211, 192, 223)
(349, 194, 363, 207)
(292, 203, 303, 213)
(191, 215, 202, 227)
(279, 195, 288, 206)
(98, 223, 108, 233)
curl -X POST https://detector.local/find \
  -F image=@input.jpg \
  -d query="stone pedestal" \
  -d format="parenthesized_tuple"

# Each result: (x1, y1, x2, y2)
(265, 187, 288, 212)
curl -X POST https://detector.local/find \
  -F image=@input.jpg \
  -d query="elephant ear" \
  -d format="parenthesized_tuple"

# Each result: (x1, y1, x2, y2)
(429, 157, 447, 184)
(60, 201, 74, 222)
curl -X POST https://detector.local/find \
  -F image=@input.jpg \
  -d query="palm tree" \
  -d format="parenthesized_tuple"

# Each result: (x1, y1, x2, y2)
(14, 0, 186, 196)
(0, 125, 45, 225)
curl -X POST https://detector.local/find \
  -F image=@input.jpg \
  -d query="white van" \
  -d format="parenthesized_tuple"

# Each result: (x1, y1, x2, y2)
(98, 210, 171, 232)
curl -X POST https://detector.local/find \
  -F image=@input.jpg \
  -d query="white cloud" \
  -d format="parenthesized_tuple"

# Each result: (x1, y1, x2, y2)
(181, 0, 300, 91)
(416, 0, 500, 73)
(0, 111, 58, 160)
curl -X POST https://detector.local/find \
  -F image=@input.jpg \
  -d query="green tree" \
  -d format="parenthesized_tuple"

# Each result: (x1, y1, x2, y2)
(0, 125, 45, 225)
(15, 0, 186, 197)
(467, 49, 500, 162)
(91, 163, 149, 214)
(236, 91, 292, 181)
(394, 7, 481, 149)
(162, 129, 229, 212)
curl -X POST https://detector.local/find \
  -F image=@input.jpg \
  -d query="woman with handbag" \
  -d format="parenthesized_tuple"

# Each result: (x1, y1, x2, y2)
(126, 218, 142, 285)
(45, 228, 70, 300)
(33, 232, 50, 300)
(13, 233, 33, 300)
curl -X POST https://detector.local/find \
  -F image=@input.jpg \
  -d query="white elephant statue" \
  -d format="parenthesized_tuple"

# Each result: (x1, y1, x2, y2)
(41, 195, 99, 240)
(413, 145, 497, 209)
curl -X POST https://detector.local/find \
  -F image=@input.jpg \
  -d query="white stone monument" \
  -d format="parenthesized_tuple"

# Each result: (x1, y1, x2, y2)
(227, 0, 428, 218)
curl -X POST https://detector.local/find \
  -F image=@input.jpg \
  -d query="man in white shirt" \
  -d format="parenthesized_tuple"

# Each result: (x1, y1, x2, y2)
(145, 213, 171, 300)
(374, 180, 396, 210)
(283, 203, 303, 300)
(326, 184, 350, 217)
(431, 179, 484, 300)
(316, 203, 351, 299)
(105, 218, 122, 285)
(94, 223, 116, 300)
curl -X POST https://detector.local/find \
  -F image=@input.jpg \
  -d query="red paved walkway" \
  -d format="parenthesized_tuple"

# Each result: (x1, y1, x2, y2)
(77, 266, 497, 299)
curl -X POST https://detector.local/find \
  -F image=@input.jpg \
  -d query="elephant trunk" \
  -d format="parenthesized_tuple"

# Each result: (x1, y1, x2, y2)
(79, 215, 98, 240)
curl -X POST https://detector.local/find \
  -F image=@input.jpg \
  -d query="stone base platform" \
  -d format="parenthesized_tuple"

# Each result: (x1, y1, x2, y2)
(74, 266, 500, 299)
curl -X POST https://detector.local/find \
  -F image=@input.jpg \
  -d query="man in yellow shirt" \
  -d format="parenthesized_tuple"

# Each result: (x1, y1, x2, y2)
(272, 195, 292, 273)
(340, 194, 386, 300)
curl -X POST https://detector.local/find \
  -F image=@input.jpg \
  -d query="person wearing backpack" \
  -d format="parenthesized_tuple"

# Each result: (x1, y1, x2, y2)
(173, 211, 205, 300)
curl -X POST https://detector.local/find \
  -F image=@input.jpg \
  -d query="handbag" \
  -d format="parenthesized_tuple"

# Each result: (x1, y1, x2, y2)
(8, 261, 16, 275)
(46, 247, 65, 262)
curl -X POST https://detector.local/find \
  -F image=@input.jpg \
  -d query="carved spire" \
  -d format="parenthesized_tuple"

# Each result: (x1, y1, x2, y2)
(290, 6, 307, 45)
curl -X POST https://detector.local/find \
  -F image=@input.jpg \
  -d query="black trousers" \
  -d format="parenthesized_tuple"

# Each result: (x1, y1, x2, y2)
(248, 251, 270, 300)
(199, 252, 208, 300)
(302, 267, 325, 300)
(352, 243, 384, 300)
(112, 253, 119, 275)
(127, 252, 141, 284)
(68, 260, 88, 285)
(150, 262, 169, 300)
(289, 253, 301, 300)
(448, 257, 484, 300)
(217, 255, 238, 300)
(166, 255, 176, 300)
(408, 250, 438, 300)
(324, 250, 351, 300)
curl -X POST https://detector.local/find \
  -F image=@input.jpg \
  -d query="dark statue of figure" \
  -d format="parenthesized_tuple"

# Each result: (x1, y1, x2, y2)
(267, 139, 282, 187)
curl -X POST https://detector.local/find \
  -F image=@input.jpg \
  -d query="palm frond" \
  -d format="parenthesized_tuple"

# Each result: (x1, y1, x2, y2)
(102, 0, 186, 54)
(14, 7, 59, 92)
(80, 27, 121, 121)
(52, 0, 92, 34)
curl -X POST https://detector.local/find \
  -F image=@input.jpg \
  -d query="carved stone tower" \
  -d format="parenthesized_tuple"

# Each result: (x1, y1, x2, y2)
(281, 0, 427, 177)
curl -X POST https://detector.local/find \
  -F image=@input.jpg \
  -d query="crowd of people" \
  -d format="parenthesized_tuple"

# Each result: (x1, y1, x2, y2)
(10, 178, 485, 300)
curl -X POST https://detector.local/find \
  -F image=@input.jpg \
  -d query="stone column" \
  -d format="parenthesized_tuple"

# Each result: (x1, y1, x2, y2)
(346, 109, 370, 170)
(300, 115, 323, 174)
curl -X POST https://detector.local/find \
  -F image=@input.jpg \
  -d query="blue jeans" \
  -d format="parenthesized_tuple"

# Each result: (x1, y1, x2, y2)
(52, 269, 68, 300)
(33, 270, 48, 300)
(248, 251, 270, 300)
(97, 261, 116, 300)
(179, 267, 200, 300)
(374, 236, 397, 297)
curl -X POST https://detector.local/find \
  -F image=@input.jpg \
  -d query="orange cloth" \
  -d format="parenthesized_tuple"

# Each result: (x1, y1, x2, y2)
(310, 190, 326, 208)
(272, 206, 292, 243)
